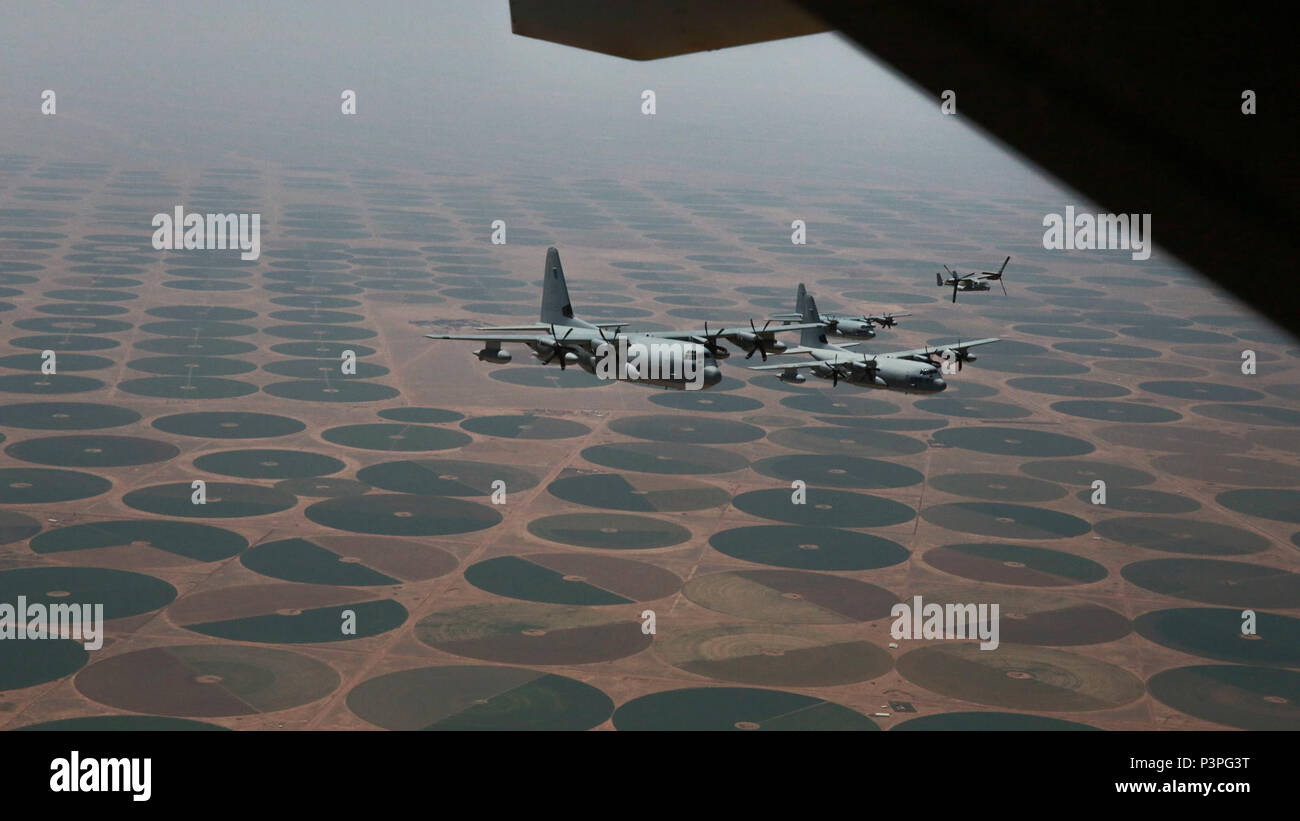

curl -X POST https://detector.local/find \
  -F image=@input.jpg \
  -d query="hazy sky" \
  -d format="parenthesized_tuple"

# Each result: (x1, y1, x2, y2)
(1, 0, 1058, 196)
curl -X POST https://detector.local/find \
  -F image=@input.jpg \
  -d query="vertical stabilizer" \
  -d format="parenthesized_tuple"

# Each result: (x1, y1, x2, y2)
(801, 294, 831, 348)
(539, 247, 593, 328)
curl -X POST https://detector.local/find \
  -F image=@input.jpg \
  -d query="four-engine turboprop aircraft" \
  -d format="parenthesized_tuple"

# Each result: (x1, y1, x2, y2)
(936, 256, 1011, 302)
(769, 283, 910, 338)
(750, 293, 1000, 393)
(424, 247, 820, 390)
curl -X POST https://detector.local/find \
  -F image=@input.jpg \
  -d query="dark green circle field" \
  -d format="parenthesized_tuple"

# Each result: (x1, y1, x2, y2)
(526, 512, 691, 549)
(612, 687, 877, 731)
(321, 423, 472, 452)
(30, 520, 247, 563)
(305, 493, 501, 536)
(0, 468, 111, 503)
(731, 488, 915, 528)
(152, 411, 307, 439)
(123, 482, 298, 518)
(708, 525, 908, 571)
(347, 665, 614, 730)
(193, 449, 346, 480)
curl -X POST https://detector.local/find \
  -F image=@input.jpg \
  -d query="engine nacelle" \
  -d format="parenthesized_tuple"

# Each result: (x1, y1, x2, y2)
(778, 369, 806, 384)
(768, 339, 788, 354)
(475, 348, 513, 364)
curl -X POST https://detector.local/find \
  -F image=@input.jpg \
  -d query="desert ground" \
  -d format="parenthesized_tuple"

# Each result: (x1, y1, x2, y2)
(0, 157, 1296, 730)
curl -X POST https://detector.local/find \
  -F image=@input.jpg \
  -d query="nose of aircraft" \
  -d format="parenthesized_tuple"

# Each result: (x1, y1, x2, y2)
(702, 365, 722, 387)
(931, 377, 947, 391)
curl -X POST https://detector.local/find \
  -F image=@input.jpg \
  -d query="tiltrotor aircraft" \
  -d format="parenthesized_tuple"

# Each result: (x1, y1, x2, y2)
(936, 256, 1011, 302)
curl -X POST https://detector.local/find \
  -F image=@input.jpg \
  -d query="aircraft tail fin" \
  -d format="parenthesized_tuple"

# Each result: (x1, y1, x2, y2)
(795, 282, 808, 316)
(539, 247, 592, 328)
(801, 294, 831, 348)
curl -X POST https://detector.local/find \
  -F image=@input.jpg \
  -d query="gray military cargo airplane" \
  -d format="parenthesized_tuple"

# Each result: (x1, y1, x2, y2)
(425, 247, 821, 390)
(769, 283, 910, 338)
(751, 291, 999, 393)
(936, 256, 1010, 302)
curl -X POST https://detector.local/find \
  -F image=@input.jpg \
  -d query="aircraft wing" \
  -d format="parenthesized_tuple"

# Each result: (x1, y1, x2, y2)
(748, 360, 826, 371)
(883, 337, 1001, 361)
(770, 342, 860, 356)
(425, 333, 555, 344)
(648, 322, 824, 341)
(475, 323, 551, 331)
(748, 352, 866, 372)
(509, 0, 829, 61)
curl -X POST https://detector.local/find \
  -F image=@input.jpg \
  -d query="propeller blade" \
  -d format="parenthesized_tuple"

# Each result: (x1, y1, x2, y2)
(1000, 277, 1008, 296)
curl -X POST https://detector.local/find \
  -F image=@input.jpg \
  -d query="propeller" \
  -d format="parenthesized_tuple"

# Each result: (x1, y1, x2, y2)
(876, 314, 899, 328)
(952, 280, 959, 303)
(858, 356, 880, 383)
(933, 340, 972, 372)
(700, 321, 727, 356)
(955, 342, 977, 370)
(981, 256, 1010, 295)
(541, 324, 577, 369)
(744, 318, 770, 361)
